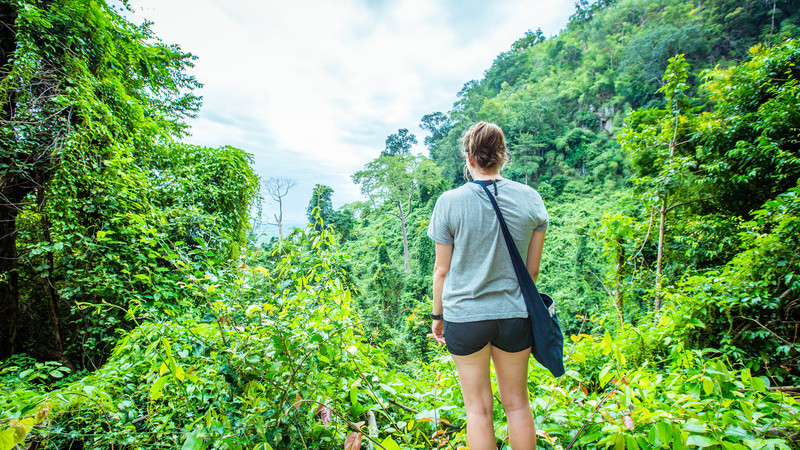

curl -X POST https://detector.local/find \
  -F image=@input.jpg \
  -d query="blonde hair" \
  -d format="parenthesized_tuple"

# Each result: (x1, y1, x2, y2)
(460, 121, 509, 179)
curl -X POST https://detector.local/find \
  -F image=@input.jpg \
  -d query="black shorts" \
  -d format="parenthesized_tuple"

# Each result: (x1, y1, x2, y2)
(443, 317, 532, 356)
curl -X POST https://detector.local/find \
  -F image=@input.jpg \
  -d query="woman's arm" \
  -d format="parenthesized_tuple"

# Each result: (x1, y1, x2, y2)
(525, 230, 546, 284)
(431, 242, 453, 344)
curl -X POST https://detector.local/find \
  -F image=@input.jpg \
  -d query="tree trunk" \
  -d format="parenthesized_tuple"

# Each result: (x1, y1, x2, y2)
(654, 196, 667, 313)
(0, 199, 20, 358)
(38, 186, 65, 360)
(0, 2, 19, 359)
(771, 0, 777, 34)
(614, 238, 624, 325)
(397, 201, 411, 274)
(274, 205, 283, 241)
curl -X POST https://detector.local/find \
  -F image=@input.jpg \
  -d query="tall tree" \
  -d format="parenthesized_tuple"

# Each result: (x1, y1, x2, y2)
(381, 128, 417, 157)
(619, 54, 701, 313)
(352, 154, 442, 273)
(264, 177, 295, 240)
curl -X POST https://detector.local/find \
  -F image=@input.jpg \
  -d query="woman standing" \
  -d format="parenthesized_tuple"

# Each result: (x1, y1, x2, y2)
(428, 122, 548, 450)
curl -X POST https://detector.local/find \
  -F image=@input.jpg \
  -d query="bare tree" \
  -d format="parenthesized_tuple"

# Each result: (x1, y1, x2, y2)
(264, 177, 295, 240)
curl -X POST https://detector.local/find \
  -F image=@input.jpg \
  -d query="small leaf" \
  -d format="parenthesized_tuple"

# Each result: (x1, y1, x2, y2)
(702, 378, 714, 396)
(623, 415, 635, 431)
(254, 266, 269, 275)
(599, 365, 614, 386)
(319, 407, 332, 426)
(151, 375, 169, 400)
(379, 437, 401, 450)
(686, 435, 717, 448)
(245, 305, 262, 317)
(344, 432, 362, 450)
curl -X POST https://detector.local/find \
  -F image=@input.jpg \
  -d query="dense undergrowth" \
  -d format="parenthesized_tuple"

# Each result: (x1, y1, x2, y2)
(2, 225, 799, 449)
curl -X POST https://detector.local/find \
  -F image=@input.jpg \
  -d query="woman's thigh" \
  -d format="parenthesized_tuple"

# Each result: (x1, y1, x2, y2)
(450, 344, 493, 414)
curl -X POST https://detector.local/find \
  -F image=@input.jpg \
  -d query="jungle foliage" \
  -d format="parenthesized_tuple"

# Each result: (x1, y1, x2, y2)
(2, 0, 800, 448)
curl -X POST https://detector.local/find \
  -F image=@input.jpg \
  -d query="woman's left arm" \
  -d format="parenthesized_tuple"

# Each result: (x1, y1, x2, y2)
(526, 230, 546, 284)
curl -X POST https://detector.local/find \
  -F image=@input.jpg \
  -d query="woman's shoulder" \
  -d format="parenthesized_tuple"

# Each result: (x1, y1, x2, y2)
(501, 179, 544, 200)
(436, 184, 474, 203)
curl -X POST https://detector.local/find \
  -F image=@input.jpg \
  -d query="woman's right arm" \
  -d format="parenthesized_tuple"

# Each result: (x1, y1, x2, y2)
(431, 242, 453, 344)
(525, 230, 546, 283)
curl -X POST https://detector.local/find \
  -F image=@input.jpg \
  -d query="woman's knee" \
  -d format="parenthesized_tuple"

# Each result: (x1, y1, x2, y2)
(463, 390, 494, 416)
(500, 393, 530, 413)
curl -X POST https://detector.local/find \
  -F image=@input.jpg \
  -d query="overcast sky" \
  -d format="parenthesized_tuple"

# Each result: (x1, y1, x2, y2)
(129, 0, 575, 233)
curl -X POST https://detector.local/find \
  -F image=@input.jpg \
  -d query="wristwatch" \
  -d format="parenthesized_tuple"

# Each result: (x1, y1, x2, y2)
(430, 313, 443, 320)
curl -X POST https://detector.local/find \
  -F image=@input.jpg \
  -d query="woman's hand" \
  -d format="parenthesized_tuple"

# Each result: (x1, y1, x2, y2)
(431, 319, 446, 344)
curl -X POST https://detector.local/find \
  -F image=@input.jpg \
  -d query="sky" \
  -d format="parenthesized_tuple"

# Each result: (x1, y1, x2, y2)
(128, 0, 575, 233)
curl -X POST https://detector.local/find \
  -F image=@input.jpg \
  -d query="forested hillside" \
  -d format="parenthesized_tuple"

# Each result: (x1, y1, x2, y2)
(2, 0, 800, 449)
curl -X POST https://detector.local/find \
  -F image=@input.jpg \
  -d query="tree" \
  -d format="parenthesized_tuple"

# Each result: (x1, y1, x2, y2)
(264, 177, 295, 240)
(618, 54, 701, 313)
(419, 112, 452, 155)
(307, 184, 335, 227)
(0, 0, 200, 359)
(381, 128, 417, 157)
(352, 154, 442, 273)
(693, 40, 800, 217)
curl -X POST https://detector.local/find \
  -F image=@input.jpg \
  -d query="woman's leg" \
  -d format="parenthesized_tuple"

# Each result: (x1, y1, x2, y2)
(491, 346, 536, 449)
(451, 344, 496, 450)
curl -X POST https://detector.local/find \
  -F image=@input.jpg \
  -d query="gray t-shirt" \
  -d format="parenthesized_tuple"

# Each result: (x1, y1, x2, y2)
(427, 179, 548, 322)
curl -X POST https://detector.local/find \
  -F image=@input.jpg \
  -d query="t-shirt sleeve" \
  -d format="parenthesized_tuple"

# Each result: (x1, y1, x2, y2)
(532, 190, 549, 232)
(427, 196, 454, 245)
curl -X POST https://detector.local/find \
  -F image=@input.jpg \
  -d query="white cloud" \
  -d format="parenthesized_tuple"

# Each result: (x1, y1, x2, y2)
(128, 0, 574, 231)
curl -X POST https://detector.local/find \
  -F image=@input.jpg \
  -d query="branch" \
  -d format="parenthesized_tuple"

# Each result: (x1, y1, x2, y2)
(370, 210, 402, 220)
(665, 195, 724, 213)
(584, 269, 614, 298)
(629, 207, 656, 264)
(733, 316, 796, 348)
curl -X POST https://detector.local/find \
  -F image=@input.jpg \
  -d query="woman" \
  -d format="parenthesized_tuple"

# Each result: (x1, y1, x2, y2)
(427, 121, 548, 450)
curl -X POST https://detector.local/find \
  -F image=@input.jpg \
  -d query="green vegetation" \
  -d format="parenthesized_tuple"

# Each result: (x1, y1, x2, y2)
(2, 0, 800, 448)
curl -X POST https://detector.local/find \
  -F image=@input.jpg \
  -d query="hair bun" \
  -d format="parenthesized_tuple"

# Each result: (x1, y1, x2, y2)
(461, 121, 508, 172)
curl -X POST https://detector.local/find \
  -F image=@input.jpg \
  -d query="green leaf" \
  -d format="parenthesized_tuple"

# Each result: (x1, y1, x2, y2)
(599, 365, 614, 386)
(601, 332, 613, 355)
(686, 435, 718, 448)
(151, 375, 169, 400)
(656, 421, 671, 445)
(0, 428, 17, 450)
(751, 376, 766, 393)
(725, 425, 752, 439)
(182, 429, 204, 450)
(702, 378, 714, 396)
(379, 437, 401, 450)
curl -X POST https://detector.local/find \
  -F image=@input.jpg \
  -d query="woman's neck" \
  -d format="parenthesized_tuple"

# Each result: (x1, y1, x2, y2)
(471, 171, 502, 181)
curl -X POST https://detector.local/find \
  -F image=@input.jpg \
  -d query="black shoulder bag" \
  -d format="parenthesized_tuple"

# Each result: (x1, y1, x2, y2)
(474, 180, 565, 377)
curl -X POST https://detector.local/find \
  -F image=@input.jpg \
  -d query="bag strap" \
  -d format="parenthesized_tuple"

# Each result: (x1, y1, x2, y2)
(473, 180, 548, 311)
